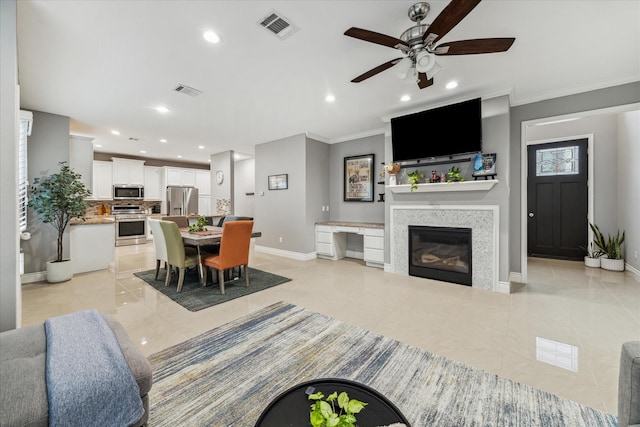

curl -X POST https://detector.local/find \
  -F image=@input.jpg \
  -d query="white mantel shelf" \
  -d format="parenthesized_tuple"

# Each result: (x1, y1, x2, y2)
(388, 179, 499, 193)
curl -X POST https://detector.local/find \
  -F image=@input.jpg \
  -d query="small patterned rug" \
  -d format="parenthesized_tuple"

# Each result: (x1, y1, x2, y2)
(148, 302, 617, 426)
(133, 267, 291, 311)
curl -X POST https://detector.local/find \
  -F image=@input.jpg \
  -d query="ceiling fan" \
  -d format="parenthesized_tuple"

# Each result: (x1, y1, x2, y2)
(344, 0, 515, 89)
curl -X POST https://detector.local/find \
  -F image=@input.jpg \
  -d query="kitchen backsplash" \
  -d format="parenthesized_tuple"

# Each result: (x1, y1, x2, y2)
(86, 200, 161, 216)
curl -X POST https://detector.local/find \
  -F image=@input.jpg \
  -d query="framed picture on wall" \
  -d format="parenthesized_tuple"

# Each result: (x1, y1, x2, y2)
(268, 174, 288, 190)
(344, 154, 374, 202)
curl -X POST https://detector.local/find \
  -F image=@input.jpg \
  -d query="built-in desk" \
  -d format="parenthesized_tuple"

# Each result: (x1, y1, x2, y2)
(315, 221, 384, 268)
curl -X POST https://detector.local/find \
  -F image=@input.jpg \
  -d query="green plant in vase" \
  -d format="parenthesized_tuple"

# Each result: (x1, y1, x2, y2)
(308, 390, 367, 427)
(188, 215, 208, 232)
(407, 170, 424, 191)
(446, 166, 465, 182)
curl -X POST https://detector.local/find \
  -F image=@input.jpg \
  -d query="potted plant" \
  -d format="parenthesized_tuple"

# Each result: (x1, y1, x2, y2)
(446, 166, 465, 182)
(381, 163, 401, 186)
(29, 162, 91, 283)
(406, 170, 424, 191)
(308, 390, 367, 427)
(579, 242, 603, 268)
(590, 223, 626, 272)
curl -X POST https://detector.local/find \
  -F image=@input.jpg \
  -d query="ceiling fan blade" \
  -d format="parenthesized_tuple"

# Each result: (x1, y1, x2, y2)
(434, 38, 515, 55)
(422, 0, 482, 45)
(351, 58, 403, 83)
(417, 73, 434, 89)
(345, 27, 408, 50)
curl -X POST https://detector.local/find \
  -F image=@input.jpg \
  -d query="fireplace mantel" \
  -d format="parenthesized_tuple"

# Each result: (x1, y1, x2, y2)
(387, 180, 498, 193)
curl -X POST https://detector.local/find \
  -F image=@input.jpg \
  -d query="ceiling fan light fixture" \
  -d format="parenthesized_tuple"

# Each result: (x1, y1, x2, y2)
(415, 50, 435, 73)
(425, 62, 442, 80)
(404, 66, 418, 84)
(395, 57, 413, 79)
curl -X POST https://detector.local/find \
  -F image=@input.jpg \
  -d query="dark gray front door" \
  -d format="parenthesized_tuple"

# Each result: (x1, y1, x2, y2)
(527, 139, 588, 260)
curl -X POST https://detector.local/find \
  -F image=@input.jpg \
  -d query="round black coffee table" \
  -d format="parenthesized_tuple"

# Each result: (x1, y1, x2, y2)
(254, 378, 411, 427)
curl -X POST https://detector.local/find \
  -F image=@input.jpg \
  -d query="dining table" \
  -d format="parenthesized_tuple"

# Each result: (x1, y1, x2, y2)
(179, 227, 262, 285)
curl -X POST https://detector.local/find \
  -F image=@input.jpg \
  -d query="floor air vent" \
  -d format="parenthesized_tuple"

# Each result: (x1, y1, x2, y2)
(173, 84, 202, 97)
(259, 11, 298, 40)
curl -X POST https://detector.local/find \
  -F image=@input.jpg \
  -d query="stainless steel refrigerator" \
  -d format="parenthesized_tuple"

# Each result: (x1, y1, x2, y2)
(166, 186, 198, 215)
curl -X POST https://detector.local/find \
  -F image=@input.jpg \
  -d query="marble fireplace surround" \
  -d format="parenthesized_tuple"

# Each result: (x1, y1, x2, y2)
(390, 205, 499, 292)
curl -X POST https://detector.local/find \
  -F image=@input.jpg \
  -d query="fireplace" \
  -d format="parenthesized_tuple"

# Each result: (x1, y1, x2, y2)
(409, 225, 472, 286)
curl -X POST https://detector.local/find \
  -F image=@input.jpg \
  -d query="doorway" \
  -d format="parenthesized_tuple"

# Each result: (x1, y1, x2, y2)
(527, 139, 588, 260)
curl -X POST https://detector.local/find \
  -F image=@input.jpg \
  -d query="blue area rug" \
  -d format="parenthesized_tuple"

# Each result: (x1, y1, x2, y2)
(148, 302, 617, 426)
(134, 267, 290, 312)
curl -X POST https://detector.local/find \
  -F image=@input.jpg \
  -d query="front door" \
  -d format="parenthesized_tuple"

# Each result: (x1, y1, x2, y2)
(527, 139, 588, 260)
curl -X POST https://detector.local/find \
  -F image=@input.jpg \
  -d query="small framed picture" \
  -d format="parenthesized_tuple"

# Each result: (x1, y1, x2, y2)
(268, 174, 288, 190)
(473, 153, 497, 177)
(344, 154, 374, 202)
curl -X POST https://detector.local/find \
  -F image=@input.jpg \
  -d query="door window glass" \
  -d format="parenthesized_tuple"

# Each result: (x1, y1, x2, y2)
(535, 146, 579, 176)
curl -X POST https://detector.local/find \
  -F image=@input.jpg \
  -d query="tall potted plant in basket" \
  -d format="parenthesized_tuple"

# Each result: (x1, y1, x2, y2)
(29, 162, 91, 283)
(589, 223, 625, 272)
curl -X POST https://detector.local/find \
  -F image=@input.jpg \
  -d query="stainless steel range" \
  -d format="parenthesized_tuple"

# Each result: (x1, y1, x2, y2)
(113, 205, 147, 246)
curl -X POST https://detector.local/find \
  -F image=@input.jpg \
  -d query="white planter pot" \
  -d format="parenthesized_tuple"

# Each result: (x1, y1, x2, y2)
(584, 256, 601, 268)
(601, 258, 625, 272)
(46, 260, 73, 283)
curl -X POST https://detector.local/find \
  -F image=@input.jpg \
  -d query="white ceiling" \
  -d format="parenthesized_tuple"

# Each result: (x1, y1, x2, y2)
(16, 1, 640, 165)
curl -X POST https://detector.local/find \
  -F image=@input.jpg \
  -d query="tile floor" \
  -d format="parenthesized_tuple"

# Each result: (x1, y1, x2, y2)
(21, 243, 640, 414)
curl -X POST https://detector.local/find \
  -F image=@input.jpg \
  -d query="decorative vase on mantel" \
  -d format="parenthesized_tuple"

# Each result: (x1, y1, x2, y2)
(388, 174, 397, 186)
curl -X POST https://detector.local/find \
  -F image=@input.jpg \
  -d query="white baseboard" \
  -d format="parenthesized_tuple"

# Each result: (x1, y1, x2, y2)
(21, 271, 46, 284)
(254, 245, 316, 261)
(497, 281, 511, 294)
(625, 263, 640, 282)
(509, 272, 523, 284)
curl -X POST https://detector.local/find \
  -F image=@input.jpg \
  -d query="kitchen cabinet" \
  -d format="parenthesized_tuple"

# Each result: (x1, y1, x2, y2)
(363, 228, 384, 268)
(198, 195, 212, 215)
(195, 170, 211, 195)
(92, 161, 113, 199)
(165, 167, 197, 187)
(112, 158, 145, 185)
(144, 166, 162, 200)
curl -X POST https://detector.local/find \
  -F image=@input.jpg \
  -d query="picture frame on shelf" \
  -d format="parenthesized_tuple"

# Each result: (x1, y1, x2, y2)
(344, 154, 374, 202)
(268, 174, 288, 190)
(473, 153, 497, 179)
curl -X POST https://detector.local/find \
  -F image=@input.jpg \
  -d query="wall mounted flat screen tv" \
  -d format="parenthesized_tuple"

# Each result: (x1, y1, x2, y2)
(391, 98, 482, 163)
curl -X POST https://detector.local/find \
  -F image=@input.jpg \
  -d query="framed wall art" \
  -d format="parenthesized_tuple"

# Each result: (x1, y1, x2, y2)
(268, 174, 288, 190)
(344, 154, 374, 202)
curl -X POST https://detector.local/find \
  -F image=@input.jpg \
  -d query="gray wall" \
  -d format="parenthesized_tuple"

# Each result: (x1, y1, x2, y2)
(233, 158, 255, 217)
(509, 81, 640, 273)
(617, 111, 640, 271)
(21, 111, 71, 274)
(210, 151, 233, 215)
(385, 95, 512, 282)
(329, 134, 385, 223)
(0, 0, 20, 331)
(526, 114, 619, 238)
(69, 135, 94, 191)
(306, 138, 331, 252)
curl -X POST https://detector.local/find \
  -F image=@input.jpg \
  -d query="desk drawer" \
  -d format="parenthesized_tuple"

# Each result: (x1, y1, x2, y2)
(364, 228, 384, 237)
(316, 231, 333, 244)
(364, 235, 384, 250)
(316, 225, 332, 233)
(364, 247, 384, 263)
(316, 242, 334, 256)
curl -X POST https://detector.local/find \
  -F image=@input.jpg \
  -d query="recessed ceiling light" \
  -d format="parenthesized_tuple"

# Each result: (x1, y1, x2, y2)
(208, 159, 211, 163)
(140, 150, 147, 154)
(160, 139, 167, 143)
(154, 106, 170, 114)
(110, 130, 120, 135)
(325, 94, 336, 103)
(177, 155, 182, 158)
(400, 95, 411, 102)
(95, 144, 103, 148)
(198, 145, 205, 150)
(203, 30, 222, 44)
(445, 81, 458, 90)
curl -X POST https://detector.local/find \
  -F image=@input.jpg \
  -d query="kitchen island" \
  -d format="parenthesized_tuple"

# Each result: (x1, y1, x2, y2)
(70, 216, 115, 274)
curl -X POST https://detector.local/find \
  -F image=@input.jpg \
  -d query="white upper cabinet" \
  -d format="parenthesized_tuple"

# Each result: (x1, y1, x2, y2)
(112, 158, 145, 185)
(195, 170, 211, 195)
(165, 167, 197, 187)
(92, 161, 113, 199)
(144, 166, 162, 200)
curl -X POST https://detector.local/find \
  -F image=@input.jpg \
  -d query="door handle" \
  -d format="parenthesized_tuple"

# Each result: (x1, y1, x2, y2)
(528, 212, 534, 218)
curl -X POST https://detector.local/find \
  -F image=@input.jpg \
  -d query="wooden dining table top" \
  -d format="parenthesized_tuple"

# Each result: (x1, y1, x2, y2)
(180, 227, 261, 246)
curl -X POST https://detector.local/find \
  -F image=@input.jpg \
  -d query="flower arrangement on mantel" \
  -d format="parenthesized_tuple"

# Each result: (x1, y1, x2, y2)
(380, 163, 401, 177)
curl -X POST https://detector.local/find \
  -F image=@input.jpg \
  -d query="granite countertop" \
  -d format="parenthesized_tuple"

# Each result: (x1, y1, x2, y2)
(70, 216, 115, 225)
(316, 221, 384, 229)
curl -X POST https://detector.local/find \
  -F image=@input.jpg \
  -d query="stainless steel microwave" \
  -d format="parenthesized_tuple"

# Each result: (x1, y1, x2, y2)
(113, 185, 144, 200)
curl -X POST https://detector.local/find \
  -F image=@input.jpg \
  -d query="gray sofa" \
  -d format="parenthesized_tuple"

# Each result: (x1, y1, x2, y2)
(0, 313, 152, 427)
(619, 341, 640, 427)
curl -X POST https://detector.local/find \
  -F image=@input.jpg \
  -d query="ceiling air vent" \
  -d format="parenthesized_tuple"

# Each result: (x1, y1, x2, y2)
(259, 11, 298, 40)
(173, 84, 202, 97)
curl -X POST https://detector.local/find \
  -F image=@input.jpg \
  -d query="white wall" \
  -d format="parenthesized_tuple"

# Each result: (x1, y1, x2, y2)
(617, 110, 640, 271)
(233, 158, 255, 217)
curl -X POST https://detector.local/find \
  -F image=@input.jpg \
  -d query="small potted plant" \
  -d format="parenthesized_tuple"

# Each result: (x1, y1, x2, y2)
(308, 390, 367, 427)
(446, 166, 465, 182)
(590, 223, 625, 272)
(406, 170, 424, 191)
(579, 242, 603, 268)
(188, 215, 208, 232)
(29, 162, 91, 283)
